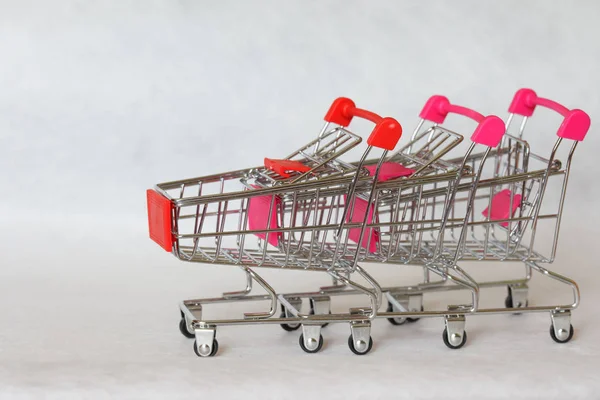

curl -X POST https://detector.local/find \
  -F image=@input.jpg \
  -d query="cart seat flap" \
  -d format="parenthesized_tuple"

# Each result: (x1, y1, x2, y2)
(365, 162, 414, 181)
(248, 186, 283, 247)
(482, 189, 522, 228)
(344, 195, 378, 253)
(146, 189, 174, 252)
(264, 158, 311, 178)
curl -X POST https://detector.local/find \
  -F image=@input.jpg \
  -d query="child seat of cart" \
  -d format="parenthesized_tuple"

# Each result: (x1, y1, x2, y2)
(482, 189, 522, 228)
(247, 162, 415, 249)
(345, 162, 415, 252)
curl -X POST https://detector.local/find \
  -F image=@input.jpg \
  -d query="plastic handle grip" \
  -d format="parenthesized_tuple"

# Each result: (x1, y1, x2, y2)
(508, 88, 590, 142)
(324, 97, 403, 151)
(419, 95, 506, 148)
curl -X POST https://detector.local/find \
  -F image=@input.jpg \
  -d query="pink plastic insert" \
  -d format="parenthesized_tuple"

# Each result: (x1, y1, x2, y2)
(482, 189, 522, 228)
(345, 163, 414, 252)
(345, 195, 378, 253)
(247, 186, 282, 247)
(365, 162, 414, 181)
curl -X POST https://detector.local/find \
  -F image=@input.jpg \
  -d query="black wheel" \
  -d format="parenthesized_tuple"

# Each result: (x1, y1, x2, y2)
(179, 318, 195, 339)
(505, 294, 528, 309)
(280, 305, 301, 331)
(298, 333, 324, 354)
(407, 305, 424, 323)
(309, 305, 330, 328)
(193, 338, 219, 357)
(442, 327, 467, 349)
(347, 335, 374, 355)
(549, 324, 574, 344)
(386, 302, 407, 325)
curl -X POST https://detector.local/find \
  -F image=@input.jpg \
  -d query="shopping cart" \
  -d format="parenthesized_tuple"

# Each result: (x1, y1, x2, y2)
(147, 90, 589, 357)
(365, 89, 589, 349)
(148, 94, 506, 356)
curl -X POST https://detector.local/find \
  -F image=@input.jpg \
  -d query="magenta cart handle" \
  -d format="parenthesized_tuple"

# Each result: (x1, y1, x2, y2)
(509, 88, 590, 142)
(419, 95, 505, 148)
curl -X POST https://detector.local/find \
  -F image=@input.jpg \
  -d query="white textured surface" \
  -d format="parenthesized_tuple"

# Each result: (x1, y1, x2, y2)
(1, 1, 600, 398)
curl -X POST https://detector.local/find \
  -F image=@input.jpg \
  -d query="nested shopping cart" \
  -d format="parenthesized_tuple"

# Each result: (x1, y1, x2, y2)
(147, 89, 589, 357)
(311, 90, 590, 350)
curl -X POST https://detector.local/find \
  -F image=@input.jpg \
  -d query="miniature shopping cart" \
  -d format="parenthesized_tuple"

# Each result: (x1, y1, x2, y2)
(147, 89, 589, 357)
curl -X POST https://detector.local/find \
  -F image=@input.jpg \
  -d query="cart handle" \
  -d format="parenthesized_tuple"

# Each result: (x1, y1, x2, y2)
(419, 95, 505, 148)
(324, 97, 402, 151)
(508, 88, 590, 142)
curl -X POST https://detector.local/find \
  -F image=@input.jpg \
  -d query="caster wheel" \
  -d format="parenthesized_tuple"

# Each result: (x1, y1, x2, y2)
(280, 305, 301, 332)
(298, 333, 324, 354)
(193, 339, 219, 357)
(179, 318, 195, 339)
(505, 294, 528, 309)
(550, 324, 574, 344)
(348, 335, 373, 355)
(309, 307, 330, 328)
(386, 302, 407, 325)
(442, 327, 467, 349)
(407, 305, 424, 323)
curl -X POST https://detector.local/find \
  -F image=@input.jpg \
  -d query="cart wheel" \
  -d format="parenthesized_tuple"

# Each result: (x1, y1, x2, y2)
(179, 318, 195, 339)
(279, 312, 301, 332)
(347, 335, 373, 355)
(549, 324, 574, 344)
(442, 327, 467, 349)
(193, 338, 219, 357)
(386, 302, 407, 325)
(505, 294, 528, 309)
(309, 307, 330, 328)
(407, 306, 424, 323)
(298, 333, 324, 354)
(279, 304, 301, 331)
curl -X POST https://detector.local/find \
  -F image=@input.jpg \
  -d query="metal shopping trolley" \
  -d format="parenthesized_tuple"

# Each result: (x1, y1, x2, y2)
(357, 89, 590, 349)
(147, 90, 589, 357)
(147, 99, 412, 356)
(147, 95, 507, 356)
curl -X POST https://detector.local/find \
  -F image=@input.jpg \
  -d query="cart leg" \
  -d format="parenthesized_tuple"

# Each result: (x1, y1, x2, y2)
(443, 313, 467, 350)
(299, 324, 324, 354)
(279, 297, 302, 332)
(309, 295, 331, 327)
(179, 303, 201, 339)
(506, 283, 529, 311)
(193, 325, 219, 357)
(550, 310, 574, 343)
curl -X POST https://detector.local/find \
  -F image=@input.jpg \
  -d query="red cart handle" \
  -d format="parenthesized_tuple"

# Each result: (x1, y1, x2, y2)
(508, 88, 590, 142)
(324, 97, 403, 151)
(419, 95, 505, 148)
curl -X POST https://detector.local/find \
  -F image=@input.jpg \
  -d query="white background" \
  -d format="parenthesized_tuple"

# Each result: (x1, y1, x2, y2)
(1, 1, 600, 399)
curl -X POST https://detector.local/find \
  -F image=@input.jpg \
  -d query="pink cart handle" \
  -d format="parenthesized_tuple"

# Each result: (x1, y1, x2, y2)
(419, 95, 505, 148)
(324, 97, 403, 151)
(509, 88, 590, 141)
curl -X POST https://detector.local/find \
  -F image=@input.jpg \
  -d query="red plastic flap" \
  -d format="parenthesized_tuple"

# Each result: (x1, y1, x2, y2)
(147, 189, 173, 252)
(264, 158, 311, 178)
